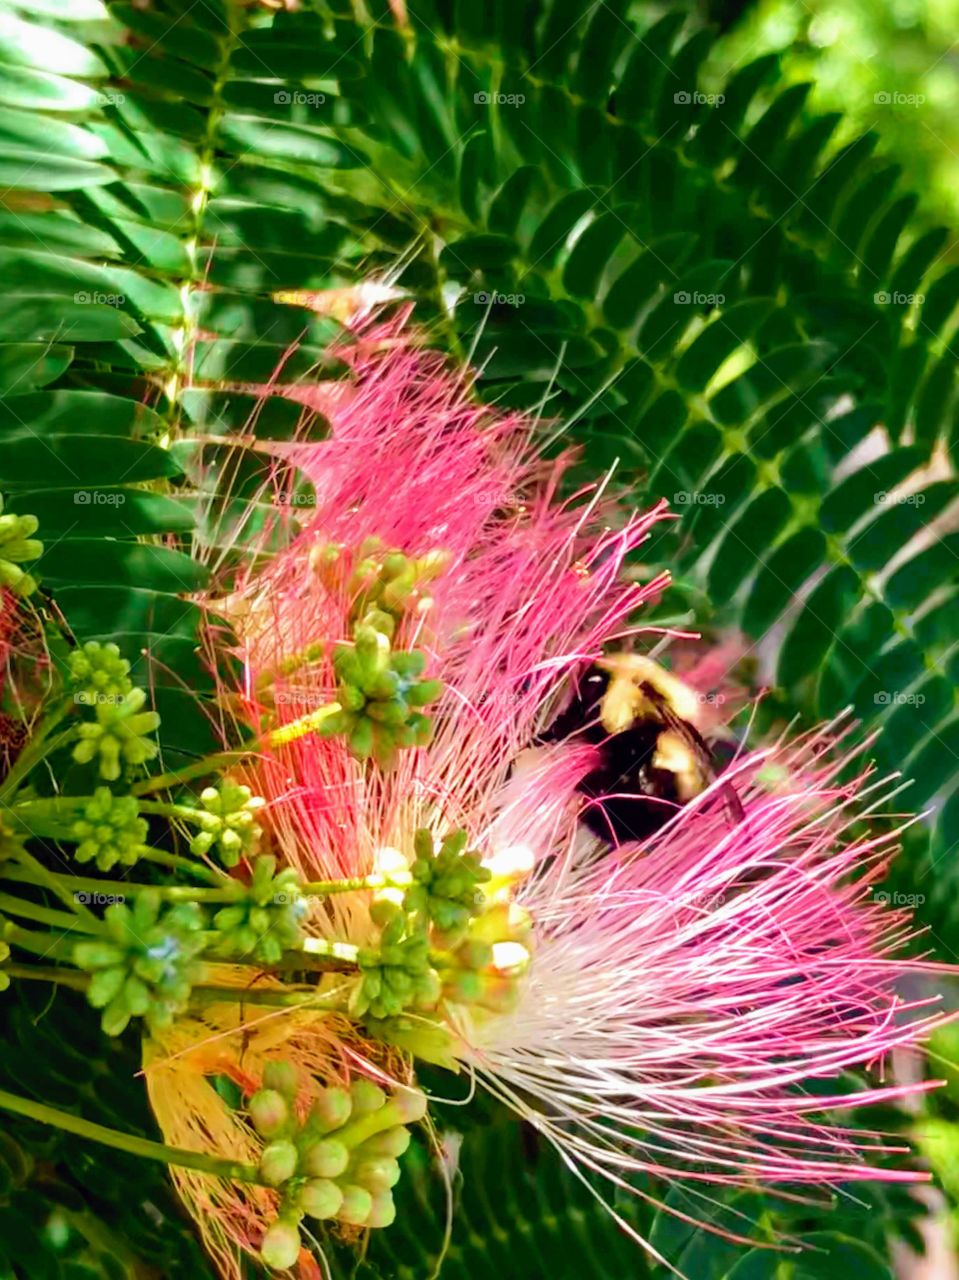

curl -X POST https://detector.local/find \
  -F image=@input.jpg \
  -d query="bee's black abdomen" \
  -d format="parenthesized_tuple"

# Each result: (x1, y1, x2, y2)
(577, 722, 684, 845)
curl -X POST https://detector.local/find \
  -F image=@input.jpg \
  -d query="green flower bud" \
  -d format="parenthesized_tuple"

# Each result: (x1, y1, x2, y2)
(250, 1073, 422, 1240)
(72, 686, 160, 781)
(328, 624, 442, 771)
(369, 899, 401, 929)
(310, 1086, 352, 1132)
(350, 1078, 386, 1115)
(260, 1219, 301, 1270)
(413, 969, 443, 1008)
(351, 928, 443, 1020)
(381, 574, 415, 613)
(69, 641, 133, 704)
(340, 684, 365, 712)
(74, 941, 124, 969)
(0, 497, 42, 596)
(391, 651, 426, 680)
(406, 678, 443, 707)
(380, 551, 409, 579)
(361, 1127, 411, 1159)
(415, 549, 451, 581)
(351, 1156, 400, 1194)
(397, 712, 432, 748)
(363, 608, 395, 638)
(354, 627, 390, 684)
(308, 540, 347, 584)
(188, 782, 264, 868)
(259, 1139, 298, 1186)
(73, 892, 206, 1036)
(382, 967, 412, 997)
(211, 856, 305, 965)
(249, 1089, 290, 1139)
(391, 1088, 428, 1125)
(302, 1138, 348, 1179)
(262, 1061, 299, 1098)
(367, 1192, 397, 1229)
(404, 827, 490, 934)
(87, 966, 124, 1006)
(70, 787, 147, 871)
(348, 717, 374, 759)
(367, 697, 408, 726)
(337, 1185, 372, 1226)
(300, 1178, 343, 1220)
(341, 541, 449, 631)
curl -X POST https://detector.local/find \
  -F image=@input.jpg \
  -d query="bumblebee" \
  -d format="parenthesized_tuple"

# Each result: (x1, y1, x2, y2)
(541, 654, 740, 845)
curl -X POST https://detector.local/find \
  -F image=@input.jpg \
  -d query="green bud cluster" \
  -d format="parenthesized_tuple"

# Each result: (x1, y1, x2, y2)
(72, 686, 161, 781)
(71, 786, 148, 871)
(188, 782, 264, 868)
(322, 624, 441, 771)
(305, 538, 448, 769)
(350, 902, 441, 1021)
(350, 542, 449, 623)
(68, 641, 133, 703)
(251, 1062, 427, 1271)
(74, 891, 206, 1036)
(0, 496, 42, 597)
(312, 538, 449, 628)
(211, 856, 305, 965)
(405, 828, 491, 936)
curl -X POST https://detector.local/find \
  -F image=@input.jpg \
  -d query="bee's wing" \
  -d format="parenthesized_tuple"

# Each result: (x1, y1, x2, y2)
(641, 684, 714, 773)
(641, 682, 744, 824)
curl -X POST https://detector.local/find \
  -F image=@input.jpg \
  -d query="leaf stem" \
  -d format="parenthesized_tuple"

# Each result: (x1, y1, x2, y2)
(2, 866, 404, 906)
(140, 848, 228, 885)
(2, 962, 88, 990)
(1, 868, 233, 903)
(189, 982, 348, 1011)
(0, 1086, 264, 1183)
(2, 921, 82, 962)
(7, 848, 99, 926)
(130, 700, 342, 797)
(301, 873, 410, 896)
(135, 800, 210, 822)
(130, 750, 252, 797)
(0, 893, 101, 934)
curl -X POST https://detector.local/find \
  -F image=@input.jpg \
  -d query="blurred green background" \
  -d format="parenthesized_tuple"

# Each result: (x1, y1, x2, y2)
(709, 0, 959, 230)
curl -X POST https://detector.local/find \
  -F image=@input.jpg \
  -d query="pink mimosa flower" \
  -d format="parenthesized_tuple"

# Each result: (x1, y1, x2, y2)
(181, 315, 952, 1275)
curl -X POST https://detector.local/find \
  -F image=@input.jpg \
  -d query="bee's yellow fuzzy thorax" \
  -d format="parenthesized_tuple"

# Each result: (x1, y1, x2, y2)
(596, 654, 704, 733)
